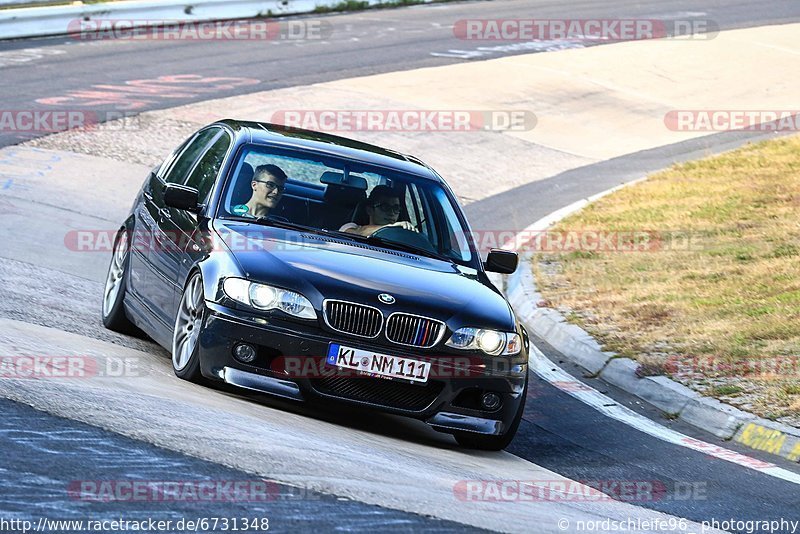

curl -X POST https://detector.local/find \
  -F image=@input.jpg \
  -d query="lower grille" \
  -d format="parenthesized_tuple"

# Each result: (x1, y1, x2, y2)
(311, 375, 443, 411)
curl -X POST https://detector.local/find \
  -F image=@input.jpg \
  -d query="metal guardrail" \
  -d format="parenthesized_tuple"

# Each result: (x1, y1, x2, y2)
(0, 0, 57, 5)
(0, 0, 382, 40)
(0, 0, 130, 6)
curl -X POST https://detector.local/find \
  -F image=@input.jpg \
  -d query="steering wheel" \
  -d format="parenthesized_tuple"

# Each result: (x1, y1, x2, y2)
(370, 225, 437, 254)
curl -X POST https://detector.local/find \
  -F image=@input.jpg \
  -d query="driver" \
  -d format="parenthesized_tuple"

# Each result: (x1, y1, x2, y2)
(231, 164, 288, 218)
(340, 185, 416, 236)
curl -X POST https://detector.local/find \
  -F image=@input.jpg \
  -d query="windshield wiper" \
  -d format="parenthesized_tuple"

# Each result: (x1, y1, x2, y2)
(358, 234, 451, 262)
(223, 216, 328, 236)
(223, 217, 451, 262)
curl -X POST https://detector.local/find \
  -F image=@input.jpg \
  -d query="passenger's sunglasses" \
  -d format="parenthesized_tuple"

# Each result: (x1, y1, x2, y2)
(373, 203, 401, 214)
(254, 180, 286, 193)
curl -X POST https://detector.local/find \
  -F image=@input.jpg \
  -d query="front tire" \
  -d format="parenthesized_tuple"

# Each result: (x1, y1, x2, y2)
(455, 378, 528, 451)
(102, 229, 138, 334)
(172, 272, 205, 383)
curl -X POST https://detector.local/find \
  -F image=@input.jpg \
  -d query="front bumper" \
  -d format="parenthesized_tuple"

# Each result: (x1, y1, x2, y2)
(200, 302, 528, 436)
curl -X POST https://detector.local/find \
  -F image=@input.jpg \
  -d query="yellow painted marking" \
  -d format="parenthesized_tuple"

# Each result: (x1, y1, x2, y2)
(787, 442, 800, 462)
(737, 423, 787, 455)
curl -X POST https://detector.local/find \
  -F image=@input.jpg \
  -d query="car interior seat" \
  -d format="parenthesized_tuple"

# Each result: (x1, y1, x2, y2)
(230, 163, 255, 206)
(321, 172, 367, 230)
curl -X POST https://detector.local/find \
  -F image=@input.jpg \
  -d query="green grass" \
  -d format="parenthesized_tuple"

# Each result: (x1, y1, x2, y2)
(712, 385, 744, 396)
(533, 134, 800, 420)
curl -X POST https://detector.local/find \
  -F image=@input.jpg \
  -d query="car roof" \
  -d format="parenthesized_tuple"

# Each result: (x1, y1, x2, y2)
(214, 119, 441, 181)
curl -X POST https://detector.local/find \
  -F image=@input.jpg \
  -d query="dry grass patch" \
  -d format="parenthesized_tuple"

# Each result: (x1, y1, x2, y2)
(534, 135, 800, 425)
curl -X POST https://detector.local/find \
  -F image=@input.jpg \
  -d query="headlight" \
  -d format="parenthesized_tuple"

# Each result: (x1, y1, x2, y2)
(250, 284, 277, 309)
(477, 330, 504, 354)
(223, 278, 316, 319)
(445, 327, 521, 356)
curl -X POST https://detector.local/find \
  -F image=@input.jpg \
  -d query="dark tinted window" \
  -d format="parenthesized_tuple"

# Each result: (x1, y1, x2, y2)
(163, 128, 219, 184)
(185, 132, 231, 202)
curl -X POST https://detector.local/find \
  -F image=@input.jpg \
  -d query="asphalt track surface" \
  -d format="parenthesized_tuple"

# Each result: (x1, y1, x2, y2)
(1, 0, 800, 532)
(1, 0, 800, 148)
(0, 398, 487, 532)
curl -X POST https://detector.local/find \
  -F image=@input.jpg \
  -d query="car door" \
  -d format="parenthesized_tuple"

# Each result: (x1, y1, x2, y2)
(173, 129, 233, 293)
(127, 140, 190, 306)
(137, 127, 221, 327)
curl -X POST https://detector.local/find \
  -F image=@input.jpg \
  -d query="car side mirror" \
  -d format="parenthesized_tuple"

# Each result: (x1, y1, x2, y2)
(484, 249, 518, 274)
(164, 184, 200, 213)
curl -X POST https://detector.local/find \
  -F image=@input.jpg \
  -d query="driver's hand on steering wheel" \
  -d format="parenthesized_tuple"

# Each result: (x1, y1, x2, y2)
(366, 221, 419, 237)
(389, 221, 417, 232)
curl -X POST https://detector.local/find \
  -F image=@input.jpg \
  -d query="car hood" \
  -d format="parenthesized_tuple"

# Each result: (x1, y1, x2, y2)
(215, 221, 514, 329)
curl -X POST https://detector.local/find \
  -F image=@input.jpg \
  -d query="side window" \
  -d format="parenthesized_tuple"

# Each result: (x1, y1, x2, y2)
(185, 132, 231, 203)
(157, 135, 193, 180)
(163, 128, 219, 184)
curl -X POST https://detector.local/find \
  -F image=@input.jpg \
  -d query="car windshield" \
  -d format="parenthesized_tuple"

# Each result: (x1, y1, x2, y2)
(218, 144, 475, 265)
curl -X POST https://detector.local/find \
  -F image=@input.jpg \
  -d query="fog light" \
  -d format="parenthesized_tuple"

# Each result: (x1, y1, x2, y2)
(481, 392, 502, 411)
(233, 343, 257, 363)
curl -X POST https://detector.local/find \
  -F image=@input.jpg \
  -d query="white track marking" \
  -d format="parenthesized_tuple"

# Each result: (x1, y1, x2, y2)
(644, 11, 708, 18)
(0, 48, 65, 68)
(530, 346, 800, 486)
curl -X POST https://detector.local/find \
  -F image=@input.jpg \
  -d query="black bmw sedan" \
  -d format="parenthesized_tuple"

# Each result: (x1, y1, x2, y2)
(102, 120, 529, 450)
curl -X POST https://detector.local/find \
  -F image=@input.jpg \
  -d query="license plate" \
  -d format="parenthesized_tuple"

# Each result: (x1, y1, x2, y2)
(326, 343, 430, 383)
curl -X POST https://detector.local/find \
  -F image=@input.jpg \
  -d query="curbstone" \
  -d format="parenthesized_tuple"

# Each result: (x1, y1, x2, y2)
(504, 182, 800, 463)
(599, 358, 646, 395)
(528, 308, 612, 375)
(638, 376, 698, 416)
(680, 397, 756, 440)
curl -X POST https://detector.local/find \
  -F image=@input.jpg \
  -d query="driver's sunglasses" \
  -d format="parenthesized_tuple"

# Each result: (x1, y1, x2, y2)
(255, 180, 286, 193)
(374, 203, 401, 214)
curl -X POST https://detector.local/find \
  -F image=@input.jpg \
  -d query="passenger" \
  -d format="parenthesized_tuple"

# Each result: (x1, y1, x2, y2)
(231, 164, 288, 218)
(340, 185, 416, 236)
